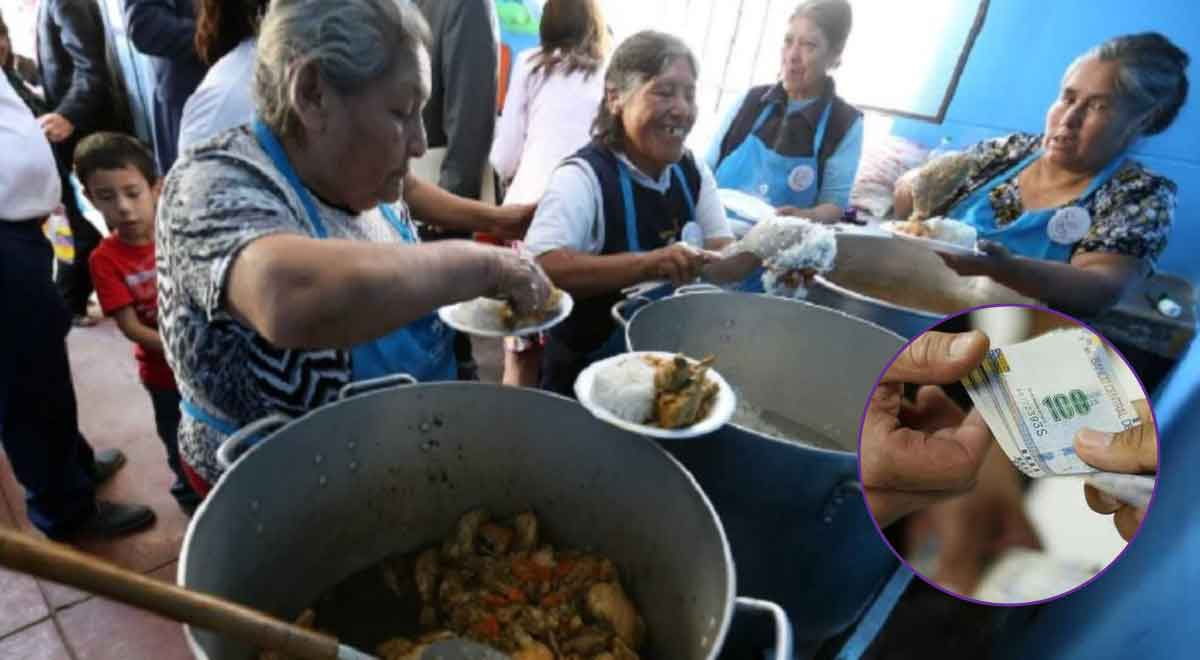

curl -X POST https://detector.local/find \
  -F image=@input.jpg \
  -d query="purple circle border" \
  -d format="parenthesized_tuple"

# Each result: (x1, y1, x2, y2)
(853, 302, 1161, 608)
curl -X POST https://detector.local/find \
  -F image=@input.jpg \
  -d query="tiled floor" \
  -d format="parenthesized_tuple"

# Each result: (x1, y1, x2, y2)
(0, 320, 505, 660)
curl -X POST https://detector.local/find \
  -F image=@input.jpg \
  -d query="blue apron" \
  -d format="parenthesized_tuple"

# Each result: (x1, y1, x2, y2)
(588, 159, 698, 362)
(947, 150, 1127, 261)
(716, 100, 833, 293)
(714, 99, 834, 209)
(179, 120, 455, 444)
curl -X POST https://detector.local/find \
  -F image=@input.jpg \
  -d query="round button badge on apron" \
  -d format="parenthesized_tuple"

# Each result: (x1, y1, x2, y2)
(1047, 206, 1092, 245)
(787, 164, 817, 193)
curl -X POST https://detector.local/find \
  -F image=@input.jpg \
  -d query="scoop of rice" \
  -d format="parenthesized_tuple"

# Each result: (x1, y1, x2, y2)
(592, 357, 656, 423)
(924, 217, 977, 249)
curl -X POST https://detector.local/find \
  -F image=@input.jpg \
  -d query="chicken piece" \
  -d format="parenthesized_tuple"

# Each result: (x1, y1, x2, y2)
(586, 582, 644, 648)
(443, 509, 489, 560)
(479, 522, 515, 556)
(653, 354, 692, 392)
(414, 548, 441, 604)
(513, 512, 540, 551)
(501, 288, 564, 330)
(908, 152, 973, 222)
(511, 624, 556, 660)
(654, 356, 717, 429)
(561, 628, 612, 655)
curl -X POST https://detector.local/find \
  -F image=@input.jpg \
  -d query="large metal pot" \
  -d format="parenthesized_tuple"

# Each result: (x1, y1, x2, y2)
(808, 232, 1034, 337)
(618, 291, 907, 652)
(180, 380, 790, 660)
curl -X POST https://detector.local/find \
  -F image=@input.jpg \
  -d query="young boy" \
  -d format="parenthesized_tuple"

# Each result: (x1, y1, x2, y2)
(77, 132, 200, 513)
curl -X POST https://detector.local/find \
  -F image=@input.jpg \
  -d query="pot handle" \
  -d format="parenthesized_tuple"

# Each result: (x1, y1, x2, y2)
(734, 596, 793, 660)
(610, 295, 652, 329)
(673, 282, 724, 296)
(216, 414, 291, 471)
(338, 373, 418, 401)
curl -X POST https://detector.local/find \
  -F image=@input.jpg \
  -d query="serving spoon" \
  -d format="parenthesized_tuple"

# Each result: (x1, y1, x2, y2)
(0, 527, 507, 660)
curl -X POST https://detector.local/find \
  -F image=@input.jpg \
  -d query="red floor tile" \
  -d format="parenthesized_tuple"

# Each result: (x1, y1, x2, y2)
(56, 561, 191, 660)
(0, 619, 73, 660)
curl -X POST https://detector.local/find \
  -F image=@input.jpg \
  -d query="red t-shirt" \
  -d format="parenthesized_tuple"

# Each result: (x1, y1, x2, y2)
(88, 236, 176, 390)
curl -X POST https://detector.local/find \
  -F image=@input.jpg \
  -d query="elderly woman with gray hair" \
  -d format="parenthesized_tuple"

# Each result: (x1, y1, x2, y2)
(156, 0, 552, 492)
(894, 32, 1190, 316)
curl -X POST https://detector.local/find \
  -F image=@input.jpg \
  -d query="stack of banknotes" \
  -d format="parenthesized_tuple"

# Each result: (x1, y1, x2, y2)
(962, 327, 1155, 507)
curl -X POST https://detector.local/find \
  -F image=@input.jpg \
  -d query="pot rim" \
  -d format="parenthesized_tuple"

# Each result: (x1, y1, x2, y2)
(180, 382, 740, 660)
(622, 290, 905, 453)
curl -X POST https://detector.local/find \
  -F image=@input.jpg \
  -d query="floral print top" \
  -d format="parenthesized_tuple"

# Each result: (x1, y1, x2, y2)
(935, 132, 1175, 265)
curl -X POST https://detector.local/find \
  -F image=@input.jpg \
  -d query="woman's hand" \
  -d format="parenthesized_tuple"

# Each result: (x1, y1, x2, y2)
(1074, 399, 1157, 541)
(490, 246, 554, 318)
(862, 330, 994, 528)
(640, 243, 715, 286)
(936, 239, 1013, 278)
(489, 203, 537, 241)
(38, 113, 75, 143)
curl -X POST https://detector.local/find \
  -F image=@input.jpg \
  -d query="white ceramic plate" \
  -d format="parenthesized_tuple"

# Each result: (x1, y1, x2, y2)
(881, 221, 980, 256)
(437, 291, 574, 338)
(574, 351, 736, 439)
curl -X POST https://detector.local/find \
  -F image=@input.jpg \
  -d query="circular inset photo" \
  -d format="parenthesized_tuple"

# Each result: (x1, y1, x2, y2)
(858, 304, 1158, 605)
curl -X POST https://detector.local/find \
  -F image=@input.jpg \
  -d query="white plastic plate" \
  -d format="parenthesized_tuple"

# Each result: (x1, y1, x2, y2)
(881, 220, 980, 256)
(437, 291, 574, 338)
(574, 351, 736, 439)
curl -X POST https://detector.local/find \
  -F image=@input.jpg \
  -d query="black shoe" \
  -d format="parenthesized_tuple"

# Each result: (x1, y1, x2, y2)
(54, 500, 156, 540)
(90, 448, 127, 484)
(171, 480, 202, 515)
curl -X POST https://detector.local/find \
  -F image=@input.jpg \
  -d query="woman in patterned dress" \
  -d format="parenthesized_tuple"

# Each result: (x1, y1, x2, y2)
(156, 0, 552, 491)
(894, 33, 1189, 316)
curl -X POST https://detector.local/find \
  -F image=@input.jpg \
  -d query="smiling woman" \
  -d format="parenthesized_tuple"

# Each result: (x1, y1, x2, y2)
(524, 30, 764, 395)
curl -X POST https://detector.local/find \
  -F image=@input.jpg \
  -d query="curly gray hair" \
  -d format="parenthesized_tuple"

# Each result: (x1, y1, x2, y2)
(254, 0, 432, 139)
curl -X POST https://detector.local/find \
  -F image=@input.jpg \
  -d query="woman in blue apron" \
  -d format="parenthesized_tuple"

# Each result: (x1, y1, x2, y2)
(154, 0, 553, 493)
(706, 0, 862, 291)
(522, 31, 763, 395)
(895, 33, 1187, 318)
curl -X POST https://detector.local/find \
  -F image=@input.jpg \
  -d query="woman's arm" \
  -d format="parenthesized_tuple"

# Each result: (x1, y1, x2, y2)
(940, 247, 1141, 316)
(403, 173, 532, 240)
(226, 236, 535, 348)
(539, 244, 712, 297)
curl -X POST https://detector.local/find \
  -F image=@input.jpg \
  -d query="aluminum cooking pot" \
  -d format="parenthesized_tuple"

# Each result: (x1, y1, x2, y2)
(807, 232, 1034, 337)
(616, 291, 908, 654)
(180, 379, 791, 660)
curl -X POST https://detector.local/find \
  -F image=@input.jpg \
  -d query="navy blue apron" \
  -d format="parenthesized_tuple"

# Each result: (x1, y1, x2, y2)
(948, 149, 1128, 261)
(180, 120, 455, 448)
(539, 156, 696, 394)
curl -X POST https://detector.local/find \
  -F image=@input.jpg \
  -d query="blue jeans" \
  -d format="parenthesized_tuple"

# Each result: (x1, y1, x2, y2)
(144, 385, 198, 505)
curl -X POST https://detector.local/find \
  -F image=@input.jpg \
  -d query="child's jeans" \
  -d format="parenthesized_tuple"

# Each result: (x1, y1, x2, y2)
(144, 385, 200, 509)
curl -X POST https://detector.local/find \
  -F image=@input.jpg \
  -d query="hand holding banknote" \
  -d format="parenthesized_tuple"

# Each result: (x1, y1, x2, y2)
(1075, 399, 1157, 541)
(862, 330, 994, 528)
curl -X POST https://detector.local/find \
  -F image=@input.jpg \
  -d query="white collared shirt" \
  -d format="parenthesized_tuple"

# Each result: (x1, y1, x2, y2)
(1, 76, 61, 221)
(524, 149, 732, 256)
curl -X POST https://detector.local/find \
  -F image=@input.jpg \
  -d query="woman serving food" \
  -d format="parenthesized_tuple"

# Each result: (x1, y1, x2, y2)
(893, 33, 1189, 316)
(524, 31, 786, 395)
(156, 0, 553, 492)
